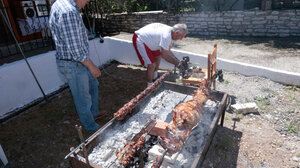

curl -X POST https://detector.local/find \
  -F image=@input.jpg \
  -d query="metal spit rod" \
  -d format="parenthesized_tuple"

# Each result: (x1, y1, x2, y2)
(154, 149, 168, 168)
(64, 118, 116, 159)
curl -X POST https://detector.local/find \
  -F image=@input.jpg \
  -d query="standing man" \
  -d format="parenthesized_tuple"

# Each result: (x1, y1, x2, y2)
(132, 23, 187, 86)
(49, 0, 103, 131)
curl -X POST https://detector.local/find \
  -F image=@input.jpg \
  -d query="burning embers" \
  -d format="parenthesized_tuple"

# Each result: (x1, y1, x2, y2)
(115, 79, 217, 167)
(114, 71, 171, 120)
(116, 135, 160, 167)
(87, 72, 221, 168)
(116, 136, 146, 166)
(116, 120, 157, 166)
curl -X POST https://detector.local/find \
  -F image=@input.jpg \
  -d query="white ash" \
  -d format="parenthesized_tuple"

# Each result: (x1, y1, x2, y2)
(88, 89, 218, 168)
(144, 100, 218, 168)
(89, 89, 192, 167)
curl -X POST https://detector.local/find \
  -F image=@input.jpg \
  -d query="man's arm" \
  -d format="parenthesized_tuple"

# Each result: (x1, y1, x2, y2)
(60, 12, 101, 78)
(161, 48, 181, 67)
(81, 59, 101, 78)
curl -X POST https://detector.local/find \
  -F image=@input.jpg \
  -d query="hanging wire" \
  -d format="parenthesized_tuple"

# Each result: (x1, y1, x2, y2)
(0, 9, 48, 101)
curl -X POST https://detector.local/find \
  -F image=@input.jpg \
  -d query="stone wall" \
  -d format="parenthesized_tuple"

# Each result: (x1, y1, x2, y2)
(104, 10, 300, 37)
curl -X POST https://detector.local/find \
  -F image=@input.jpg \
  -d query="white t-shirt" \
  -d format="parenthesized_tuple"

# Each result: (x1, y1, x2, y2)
(135, 23, 172, 51)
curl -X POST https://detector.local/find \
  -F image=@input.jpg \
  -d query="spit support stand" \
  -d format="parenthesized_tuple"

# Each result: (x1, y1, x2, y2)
(75, 125, 90, 166)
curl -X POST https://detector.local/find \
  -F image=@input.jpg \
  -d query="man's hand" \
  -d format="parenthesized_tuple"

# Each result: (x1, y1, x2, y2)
(89, 65, 101, 78)
(176, 63, 184, 70)
(81, 59, 101, 78)
(173, 57, 184, 70)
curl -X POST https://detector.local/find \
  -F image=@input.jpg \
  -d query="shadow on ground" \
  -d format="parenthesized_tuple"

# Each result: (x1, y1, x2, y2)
(203, 126, 243, 168)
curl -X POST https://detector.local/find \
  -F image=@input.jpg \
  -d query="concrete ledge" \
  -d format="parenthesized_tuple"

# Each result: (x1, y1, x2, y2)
(217, 58, 300, 86)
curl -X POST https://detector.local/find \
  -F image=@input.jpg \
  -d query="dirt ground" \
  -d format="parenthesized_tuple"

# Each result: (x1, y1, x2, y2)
(0, 34, 300, 168)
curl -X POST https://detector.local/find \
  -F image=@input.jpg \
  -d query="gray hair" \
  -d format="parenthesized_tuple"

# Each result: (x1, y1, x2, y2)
(172, 24, 188, 33)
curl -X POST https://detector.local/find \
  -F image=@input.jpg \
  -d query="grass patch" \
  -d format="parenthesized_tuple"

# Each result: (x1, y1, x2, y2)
(288, 95, 297, 101)
(285, 86, 299, 92)
(271, 141, 282, 147)
(224, 80, 230, 84)
(237, 113, 243, 120)
(254, 97, 270, 105)
(286, 124, 298, 134)
(261, 87, 277, 95)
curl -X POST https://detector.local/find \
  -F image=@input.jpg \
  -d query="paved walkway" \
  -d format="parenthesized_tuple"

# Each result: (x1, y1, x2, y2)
(111, 32, 300, 73)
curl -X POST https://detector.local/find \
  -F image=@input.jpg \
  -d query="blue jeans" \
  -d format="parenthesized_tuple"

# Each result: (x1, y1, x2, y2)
(56, 59, 99, 131)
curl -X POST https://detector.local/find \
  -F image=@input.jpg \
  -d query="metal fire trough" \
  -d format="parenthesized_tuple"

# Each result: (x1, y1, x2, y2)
(67, 75, 228, 168)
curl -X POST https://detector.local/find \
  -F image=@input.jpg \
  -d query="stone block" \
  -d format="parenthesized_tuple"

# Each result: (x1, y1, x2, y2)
(148, 145, 164, 161)
(149, 120, 168, 137)
(148, 145, 178, 164)
(231, 102, 258, 114)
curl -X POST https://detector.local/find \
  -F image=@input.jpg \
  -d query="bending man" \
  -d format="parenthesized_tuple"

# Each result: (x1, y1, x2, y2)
(132, 23, 187, 86)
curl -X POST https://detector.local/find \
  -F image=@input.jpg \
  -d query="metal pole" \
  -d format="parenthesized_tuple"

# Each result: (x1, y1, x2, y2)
(1, 0, 12, 28)
(0, 9, 48, 101)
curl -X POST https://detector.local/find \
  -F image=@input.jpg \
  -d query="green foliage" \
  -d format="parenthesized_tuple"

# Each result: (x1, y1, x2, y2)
(254, 97, 270, 105)
(85, 0, 195, 14)
(261, 88, 277, 95)
(237, 113, 243, 119)
(125, 0, 149, 12)
(286, 124, 298, 134)
(288, 95, 297, 101)
(285, 86, 299, 92)
(271, 141, 282, 147)
(224, 80, 230, 84)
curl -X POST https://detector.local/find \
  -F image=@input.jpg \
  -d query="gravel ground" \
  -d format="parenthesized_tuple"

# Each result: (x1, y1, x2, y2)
(216, 71, 300, 139)
(203, 70, 300, 168)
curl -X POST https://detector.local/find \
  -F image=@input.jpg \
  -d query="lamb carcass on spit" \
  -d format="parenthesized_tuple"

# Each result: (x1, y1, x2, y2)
(161, 80, 217, 153)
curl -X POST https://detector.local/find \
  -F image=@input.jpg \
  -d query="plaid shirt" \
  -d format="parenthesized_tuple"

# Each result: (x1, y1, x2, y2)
(49, 0, 89, 62)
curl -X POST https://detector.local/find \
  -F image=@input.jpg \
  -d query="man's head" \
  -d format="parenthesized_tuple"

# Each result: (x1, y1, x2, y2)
(171, 24, 188, 41)
(74, 0, 90, 9)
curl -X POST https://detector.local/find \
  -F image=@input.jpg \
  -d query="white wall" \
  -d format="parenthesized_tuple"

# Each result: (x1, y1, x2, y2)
(0, 38, 110, 119)
(1, 37, 300, 119)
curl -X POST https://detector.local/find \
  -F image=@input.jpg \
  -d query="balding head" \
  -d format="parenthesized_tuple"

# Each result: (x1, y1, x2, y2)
(171, 23, 187, 41)
(172, 24, 188, 34)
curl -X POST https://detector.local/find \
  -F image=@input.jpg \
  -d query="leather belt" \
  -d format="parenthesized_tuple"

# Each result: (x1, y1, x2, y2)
(58, 58, 73, 61)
